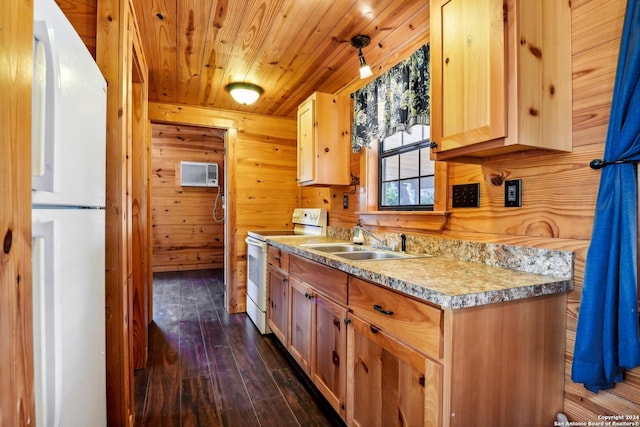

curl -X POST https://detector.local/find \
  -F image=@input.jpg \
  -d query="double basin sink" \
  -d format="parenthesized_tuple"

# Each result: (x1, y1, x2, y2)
(301, 243, 429, 261)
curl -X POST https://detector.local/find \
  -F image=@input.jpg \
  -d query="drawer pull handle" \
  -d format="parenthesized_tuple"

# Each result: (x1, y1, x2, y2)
(373, 304, 394, 316)
(274, 256, 281, 261)
(369, 325, 379, 334)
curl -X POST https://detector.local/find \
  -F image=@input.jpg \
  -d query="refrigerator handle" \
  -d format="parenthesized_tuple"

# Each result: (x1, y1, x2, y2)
(32, 221, 62, 427)
(32, 20, 60, 193)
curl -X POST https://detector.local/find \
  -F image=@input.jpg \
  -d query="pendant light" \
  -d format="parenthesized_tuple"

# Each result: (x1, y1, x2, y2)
(350, 35, 373, 79)
(225, 82, 264, 105)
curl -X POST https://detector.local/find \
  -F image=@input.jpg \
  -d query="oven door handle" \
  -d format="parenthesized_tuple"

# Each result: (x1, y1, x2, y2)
(245, 237, 266, 248)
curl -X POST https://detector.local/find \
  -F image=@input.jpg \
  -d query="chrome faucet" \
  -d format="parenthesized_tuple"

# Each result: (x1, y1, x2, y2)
(354, 224, 392, 250)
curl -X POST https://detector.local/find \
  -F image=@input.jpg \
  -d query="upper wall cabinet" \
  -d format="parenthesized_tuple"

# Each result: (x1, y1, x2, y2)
(297, 92, 351, 186)
(430, 0, 572, 162)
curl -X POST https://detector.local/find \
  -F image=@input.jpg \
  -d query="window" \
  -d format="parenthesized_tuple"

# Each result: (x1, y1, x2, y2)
(351, 44, 434, 212)
(379, 124, 434, 210)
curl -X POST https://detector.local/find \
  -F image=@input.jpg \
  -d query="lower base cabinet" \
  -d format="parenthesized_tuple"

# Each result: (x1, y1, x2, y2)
(288, 276, 313, 374)
(312, 292, 347, 416)
(267, 265, 289, 343)
(266, 246, 566, 426)
(346, 314, 441, 427)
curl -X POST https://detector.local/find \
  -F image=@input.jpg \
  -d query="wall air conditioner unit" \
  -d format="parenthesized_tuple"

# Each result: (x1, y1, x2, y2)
(180, 161, 218, 187)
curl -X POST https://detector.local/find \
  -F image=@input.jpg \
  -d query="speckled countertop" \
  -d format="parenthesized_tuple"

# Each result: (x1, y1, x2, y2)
(266, 236, 573, 310)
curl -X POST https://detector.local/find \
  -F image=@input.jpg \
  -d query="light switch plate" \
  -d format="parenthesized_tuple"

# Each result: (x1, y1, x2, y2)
(504, 179, 522, 207)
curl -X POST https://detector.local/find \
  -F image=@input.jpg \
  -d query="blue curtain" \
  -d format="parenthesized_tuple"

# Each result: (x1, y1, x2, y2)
(572, 0, 640, 392)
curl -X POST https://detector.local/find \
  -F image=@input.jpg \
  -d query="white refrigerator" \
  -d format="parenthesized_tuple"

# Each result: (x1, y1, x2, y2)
(31, 0, 107, 425)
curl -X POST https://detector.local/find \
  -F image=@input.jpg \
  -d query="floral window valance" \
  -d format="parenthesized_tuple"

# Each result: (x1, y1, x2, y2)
(351, 43, 430, 153)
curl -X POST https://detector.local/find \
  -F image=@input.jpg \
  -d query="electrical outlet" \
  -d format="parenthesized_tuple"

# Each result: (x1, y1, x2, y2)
(343, 194, 349, 209)
(452, 183, 480, 208)
(504, 179, 522, 207)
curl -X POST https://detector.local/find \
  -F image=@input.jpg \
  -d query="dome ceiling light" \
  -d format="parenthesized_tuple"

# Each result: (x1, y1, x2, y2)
(225, 82, 264, 105)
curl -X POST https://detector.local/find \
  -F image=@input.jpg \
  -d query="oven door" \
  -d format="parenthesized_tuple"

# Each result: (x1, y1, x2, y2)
(245, 236, 267, 310)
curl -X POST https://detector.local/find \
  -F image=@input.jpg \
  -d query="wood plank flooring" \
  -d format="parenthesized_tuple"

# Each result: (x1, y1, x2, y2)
(134, 269, 343, 427)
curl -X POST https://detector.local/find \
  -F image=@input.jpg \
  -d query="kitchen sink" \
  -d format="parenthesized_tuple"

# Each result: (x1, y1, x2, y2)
(334, 251, 420, 261)
(301, 243, 430, 261)
(301, 243, 367, 253)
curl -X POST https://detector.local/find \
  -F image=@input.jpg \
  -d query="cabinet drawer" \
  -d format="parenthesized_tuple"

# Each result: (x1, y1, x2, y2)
(349, 277, 443, 358)
(289, 254, 348, 304)
(267, 245, 289, 271)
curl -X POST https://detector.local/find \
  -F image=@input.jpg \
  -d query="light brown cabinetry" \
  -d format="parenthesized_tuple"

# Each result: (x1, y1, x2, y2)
(289, 254, 349, 416)
(268, 248, 566, 425)
(349, 277, 443, 358)
(296, 92, 351, 186)
(349, 276, 566, 426)
(347, 277, 443, 427)
(430, 0, 571, 161)
(267, 266, 289, 343)
(347, 314, 442, 427)
(267, 246, 290, 343)
(288, 276, 314, 373)
(312, 294, 348, 416)
(269, 250, 349, 416)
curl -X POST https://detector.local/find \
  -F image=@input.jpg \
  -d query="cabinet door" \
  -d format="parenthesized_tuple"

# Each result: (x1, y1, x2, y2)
(431, 0, 506, 153)
(297, 97, 315, 184)
(346, 315, 442, 427)
(267, 266, 288, 344)
(312, 294, 347, 417)
(288, 277, 313, 374)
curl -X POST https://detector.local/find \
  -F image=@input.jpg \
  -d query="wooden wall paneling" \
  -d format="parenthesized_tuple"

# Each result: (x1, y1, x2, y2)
(0, 1, 35, 425)
(225, 127, 237, 311)
(328, 0, 639, 421)
(131, 26, 150, 372)
(146, 97, 154, 326)
(325, 150, 365, 228)
(55, 0, 98, 55)
(150, 122, 225, 272)
(148, 102, 298, 313)
(445, 145, 599, 240)
(97, 0, 149, 423)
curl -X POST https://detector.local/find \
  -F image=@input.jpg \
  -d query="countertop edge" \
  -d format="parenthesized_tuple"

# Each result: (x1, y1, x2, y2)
(266, 237, 574, 309)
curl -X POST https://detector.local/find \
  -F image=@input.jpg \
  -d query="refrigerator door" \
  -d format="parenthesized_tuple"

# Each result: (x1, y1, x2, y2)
(32, 0, 107, 208)
(32, 208, 106, 427)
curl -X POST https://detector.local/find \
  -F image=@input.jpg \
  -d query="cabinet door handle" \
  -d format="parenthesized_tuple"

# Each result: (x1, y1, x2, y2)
(373, 304, 394, 316)
(369, 325, 379, 334)
(274, 256, 280, 261)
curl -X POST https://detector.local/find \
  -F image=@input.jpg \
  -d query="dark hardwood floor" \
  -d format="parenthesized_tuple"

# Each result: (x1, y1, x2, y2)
(134, 269, 342, 427)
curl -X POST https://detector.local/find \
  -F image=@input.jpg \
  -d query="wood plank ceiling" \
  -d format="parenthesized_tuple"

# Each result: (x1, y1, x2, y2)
(131, 0, 429, 118)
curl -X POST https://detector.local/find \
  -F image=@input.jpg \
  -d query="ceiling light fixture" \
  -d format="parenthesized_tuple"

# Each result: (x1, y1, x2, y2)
(225, 82, 264, 105)
(350, 35, 373, 79)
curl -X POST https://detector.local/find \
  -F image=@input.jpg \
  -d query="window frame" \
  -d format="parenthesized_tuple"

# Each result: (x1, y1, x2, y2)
(377, 127, 435, 212)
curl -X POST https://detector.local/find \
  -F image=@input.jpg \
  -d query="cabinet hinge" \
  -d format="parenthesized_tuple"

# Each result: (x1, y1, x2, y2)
(419, 376, 425, 387)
